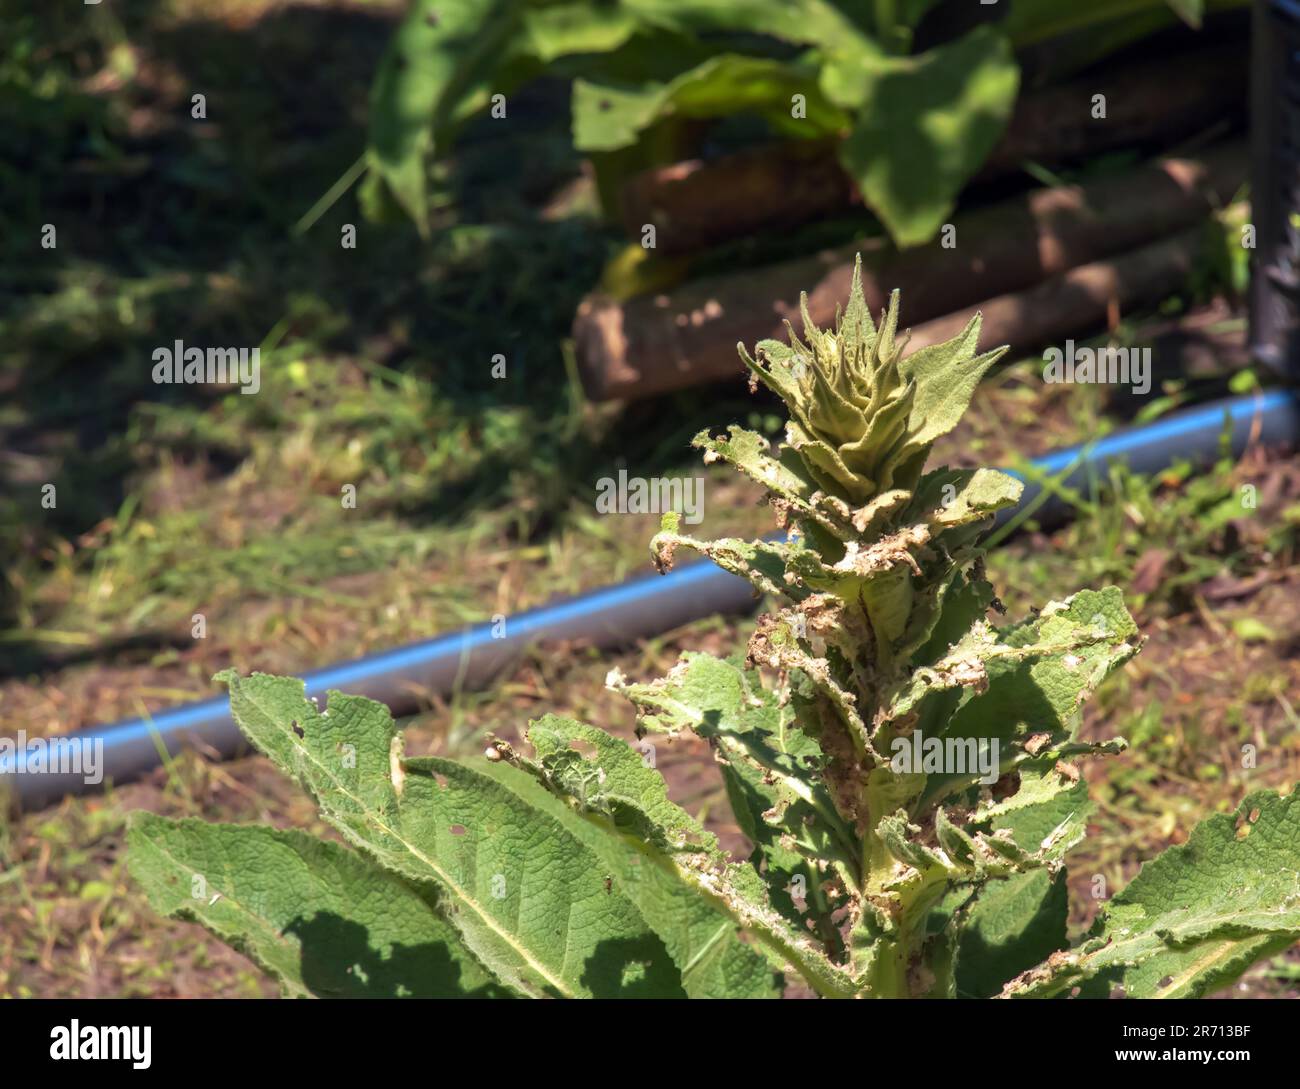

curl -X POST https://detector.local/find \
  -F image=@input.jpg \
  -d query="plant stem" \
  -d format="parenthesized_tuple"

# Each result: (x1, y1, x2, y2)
(873, 0, 901, 53)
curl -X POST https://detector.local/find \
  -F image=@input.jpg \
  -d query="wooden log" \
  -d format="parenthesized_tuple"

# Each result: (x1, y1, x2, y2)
(621, 44, 1248, 255)
(619, 139, 856, 257)
(575, 143, 1245, 401)
(905, 228, 1203, 358)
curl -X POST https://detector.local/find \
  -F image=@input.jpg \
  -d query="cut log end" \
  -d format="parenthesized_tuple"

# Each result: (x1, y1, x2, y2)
(573, 296, 632, 401)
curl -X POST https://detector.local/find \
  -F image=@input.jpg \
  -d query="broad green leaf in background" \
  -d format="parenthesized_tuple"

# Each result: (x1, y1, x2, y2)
(367, 0, 535, 234)
(574, 54, 850, 153)
(520, 2, 640, 60)
(826, 25, 1019, 247)
(623, 0, 873, 47)
(365, 0, 1237, 241)
(127, 815, 504, 998)
(1002, 0, 1210, 47)
(366, 0, 876, 230)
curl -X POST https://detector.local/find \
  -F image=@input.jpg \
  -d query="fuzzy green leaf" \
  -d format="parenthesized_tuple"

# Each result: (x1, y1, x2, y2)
(127, 814, 502, 998)
(650, 0, 872, 42)
(521, 3, 640, 60)
(896, 321, 1008, 458)
(611, 654, 854, 863)
(367, 0, 534, 234)
(907, 467, 1023, 530)
(919, 588, 1139, 803)
(610, 654, 861, 942)
(953, 870, 1068, 999)
(574, 54, 847, 153)
(218, 670, 697, 998)
(828, 26, 1019, 247)
(980, 774, 1093, 863)
(526, 713, 720, 858)
(517, 716, 780, 998)
(1003, 790, 1300, 998)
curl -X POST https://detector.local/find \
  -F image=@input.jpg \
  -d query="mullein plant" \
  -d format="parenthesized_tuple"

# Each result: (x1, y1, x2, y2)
(131, 261, 1300, 998)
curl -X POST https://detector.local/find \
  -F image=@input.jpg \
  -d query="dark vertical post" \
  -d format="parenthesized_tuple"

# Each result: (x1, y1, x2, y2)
(1250, 0, 1300, 378)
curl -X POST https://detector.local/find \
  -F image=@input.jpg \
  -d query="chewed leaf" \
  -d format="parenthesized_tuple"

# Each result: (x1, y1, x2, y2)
(1002, 790, 1300, 998)
(650, 529, 813, 599)
(981, 775, 1093, 862)
(918, 588, 1140, 804)
(691, 426, 849, 537)
(526, 714, 720, 858)
(610, 655, 842, 834)
(907, 467, 1023, 530)
(511, 716, 779, 998)
(217, 670, 689, 998)
(610, 654, 860, 912)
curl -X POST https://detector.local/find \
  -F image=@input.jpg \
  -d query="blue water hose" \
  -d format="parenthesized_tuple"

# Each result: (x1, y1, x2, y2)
(3, 389, 1296, 809)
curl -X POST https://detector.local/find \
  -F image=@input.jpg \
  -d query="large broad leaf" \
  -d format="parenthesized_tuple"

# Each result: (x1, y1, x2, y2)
(825, 25, 1019, 247)
(1002, 790, 1300, 998)
(472, 747, 779, 997)
(367, 0, 540, 234)
(624, 0, 872, 46)
(366, 0, 875, 229)
(1002, 0, 1205, 48)
(574, 54, 849, 153)
(127, 815, 503, 998)
(521, 714, 781, 997)
(218, 670, 698, 997)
